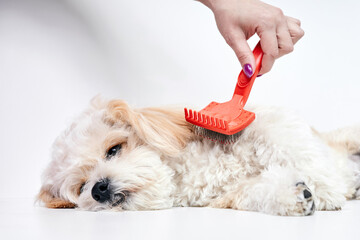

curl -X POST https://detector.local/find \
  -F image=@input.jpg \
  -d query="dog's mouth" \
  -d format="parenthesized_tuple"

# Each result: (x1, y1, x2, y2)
(111, 191, 129, 207)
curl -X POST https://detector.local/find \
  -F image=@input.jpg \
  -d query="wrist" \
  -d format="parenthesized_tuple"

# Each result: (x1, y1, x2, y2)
(198, 0, 249, 13)
(196, 0, 217, 10)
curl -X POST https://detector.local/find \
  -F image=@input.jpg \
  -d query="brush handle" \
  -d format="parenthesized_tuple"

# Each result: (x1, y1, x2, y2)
(233, 42, 264, 107)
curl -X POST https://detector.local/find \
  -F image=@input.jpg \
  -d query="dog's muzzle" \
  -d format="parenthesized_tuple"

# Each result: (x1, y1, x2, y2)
(91, 178, 128, 207)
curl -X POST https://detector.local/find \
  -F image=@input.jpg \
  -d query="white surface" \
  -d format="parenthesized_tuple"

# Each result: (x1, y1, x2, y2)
(1, 198, 359, 240)
(0, 0, 359, 239)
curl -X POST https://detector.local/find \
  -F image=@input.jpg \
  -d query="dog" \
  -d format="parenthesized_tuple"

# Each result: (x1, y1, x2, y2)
(37, 97, 360, 216)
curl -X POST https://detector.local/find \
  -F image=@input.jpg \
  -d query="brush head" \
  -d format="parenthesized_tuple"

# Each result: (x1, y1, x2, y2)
(184, 105, 255, 144)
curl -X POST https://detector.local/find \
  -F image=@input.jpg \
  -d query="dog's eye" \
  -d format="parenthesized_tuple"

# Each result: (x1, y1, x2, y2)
(106, 144, 122, 158)
(79, 182, 85, 195)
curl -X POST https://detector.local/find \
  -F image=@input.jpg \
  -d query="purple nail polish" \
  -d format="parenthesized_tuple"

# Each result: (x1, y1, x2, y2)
(257, 74, 262, 77)
(243, 64, 253, 78)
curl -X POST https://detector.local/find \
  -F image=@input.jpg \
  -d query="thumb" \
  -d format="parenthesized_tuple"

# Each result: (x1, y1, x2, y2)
(227, 34, 256, 78)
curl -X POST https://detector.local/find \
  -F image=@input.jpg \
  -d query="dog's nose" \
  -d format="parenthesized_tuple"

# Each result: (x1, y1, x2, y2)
(91, 178, 111, 203)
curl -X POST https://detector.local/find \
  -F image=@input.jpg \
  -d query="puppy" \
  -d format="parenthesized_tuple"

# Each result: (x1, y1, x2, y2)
(37, 97, 360, 216)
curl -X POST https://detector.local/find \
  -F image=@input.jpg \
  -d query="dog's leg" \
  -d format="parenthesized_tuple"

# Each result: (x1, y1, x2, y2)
(210, 166, 315, 216)
(311, 125, 360, 207)
(316, 125, 360, 155)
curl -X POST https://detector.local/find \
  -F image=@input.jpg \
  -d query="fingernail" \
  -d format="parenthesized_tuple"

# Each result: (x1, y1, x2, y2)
(257, 74, 262, 77)
(243, 64, 253, 78)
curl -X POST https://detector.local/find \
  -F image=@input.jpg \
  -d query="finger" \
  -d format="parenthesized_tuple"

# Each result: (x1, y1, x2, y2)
(258, 29, 278, 75)
(276, 22, 294, 58)
(287, 20, 305, 45)
(286, 16, 301, 26)
(225, 32, 256, 78)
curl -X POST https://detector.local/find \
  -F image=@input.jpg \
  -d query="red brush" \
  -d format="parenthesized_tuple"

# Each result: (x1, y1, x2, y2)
(184, 42, 263, 144)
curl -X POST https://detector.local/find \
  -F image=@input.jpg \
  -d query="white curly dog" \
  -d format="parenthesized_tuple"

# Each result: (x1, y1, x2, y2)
(38, 97, 360, 216)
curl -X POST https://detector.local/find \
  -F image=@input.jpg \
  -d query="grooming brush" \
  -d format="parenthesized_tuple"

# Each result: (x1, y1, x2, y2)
(184, 41, 263, 144)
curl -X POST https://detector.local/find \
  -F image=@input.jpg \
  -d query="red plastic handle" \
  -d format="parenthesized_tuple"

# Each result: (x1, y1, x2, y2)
(233, 42, 263, 106)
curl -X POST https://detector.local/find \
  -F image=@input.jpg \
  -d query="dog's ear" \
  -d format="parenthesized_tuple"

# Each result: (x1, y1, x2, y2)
(107, 100, 193, 155)
(37, 187, 76, 209)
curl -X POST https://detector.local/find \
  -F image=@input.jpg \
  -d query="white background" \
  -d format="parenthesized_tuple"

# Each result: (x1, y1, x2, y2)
(0, 0, 359, 204)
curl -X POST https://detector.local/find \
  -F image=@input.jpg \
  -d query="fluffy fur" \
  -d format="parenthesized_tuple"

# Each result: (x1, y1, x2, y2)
(37, 97, 360, 216)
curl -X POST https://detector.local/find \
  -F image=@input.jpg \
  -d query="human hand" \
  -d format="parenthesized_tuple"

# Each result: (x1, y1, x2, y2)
(198, 0, 304, 77)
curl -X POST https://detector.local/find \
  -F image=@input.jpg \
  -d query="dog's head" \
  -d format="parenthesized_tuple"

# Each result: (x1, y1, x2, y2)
(37, 97, 193, 211)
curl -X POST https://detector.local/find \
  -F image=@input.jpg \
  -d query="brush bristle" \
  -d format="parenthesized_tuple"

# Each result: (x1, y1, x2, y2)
(194, 126, 243, 144)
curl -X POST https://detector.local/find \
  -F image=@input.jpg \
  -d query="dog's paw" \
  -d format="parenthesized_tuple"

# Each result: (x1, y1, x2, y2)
(294, 182, 315, 216)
